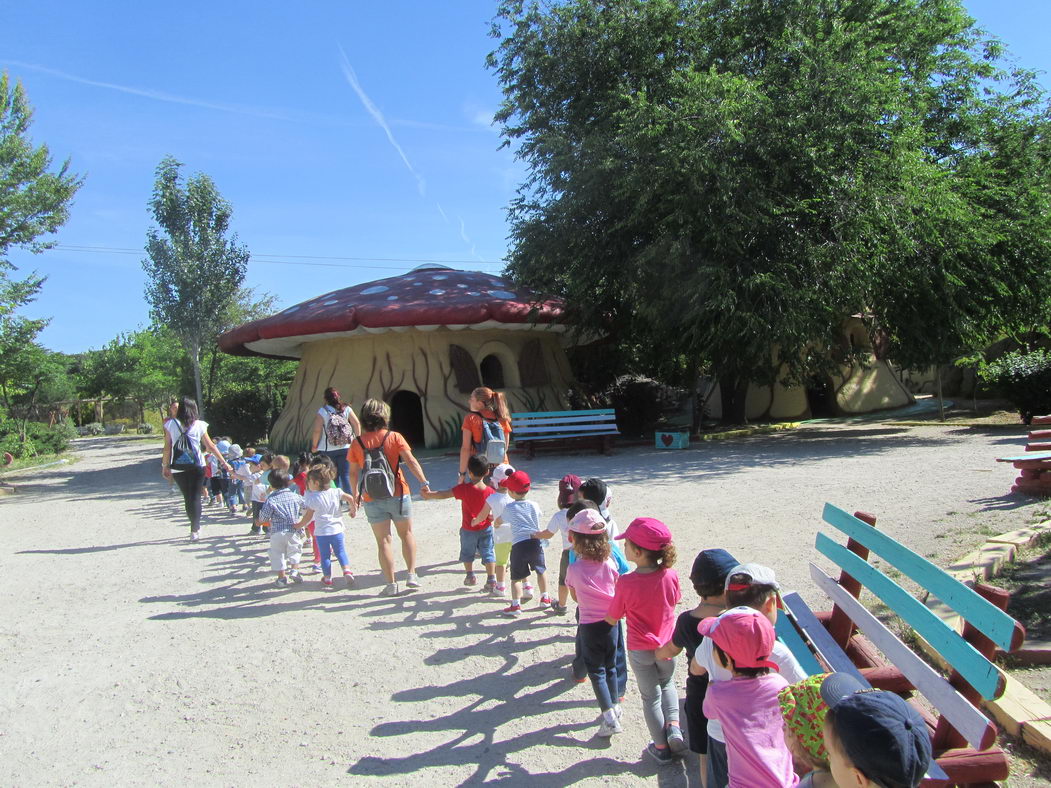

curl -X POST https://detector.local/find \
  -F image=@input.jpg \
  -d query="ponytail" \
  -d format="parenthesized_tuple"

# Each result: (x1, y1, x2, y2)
(472, 386, 510, 422)
(323, 386, 345, 411)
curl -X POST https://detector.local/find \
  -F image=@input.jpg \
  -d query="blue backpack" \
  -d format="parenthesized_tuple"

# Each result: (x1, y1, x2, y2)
(479, 417, 507, 465)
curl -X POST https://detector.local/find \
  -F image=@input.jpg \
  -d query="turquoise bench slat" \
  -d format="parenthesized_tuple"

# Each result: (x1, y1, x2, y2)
(515, 430, 620, 442)
(775, 608, 824, 676)
(816, 534, 1003, 700)
(810, 563, 997, 751)
(821, 503, 1018, 651)
(996, 451, 1051, 462)
(511, 409, 616, 419)
(515, 424, 618, 435)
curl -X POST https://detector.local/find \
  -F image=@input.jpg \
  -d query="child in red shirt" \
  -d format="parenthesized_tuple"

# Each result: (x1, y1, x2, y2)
(421, 454, 499, 593)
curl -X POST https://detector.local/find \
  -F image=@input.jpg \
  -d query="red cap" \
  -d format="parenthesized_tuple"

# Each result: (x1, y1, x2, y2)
(697, 609, 779, 671)
(503, 470, 531, 494)
(614, 517, 672, 551)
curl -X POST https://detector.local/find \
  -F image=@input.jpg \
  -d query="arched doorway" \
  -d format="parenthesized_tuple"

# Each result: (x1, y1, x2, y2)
(480, 354, 505, 388)
(805, 375, 837, 418)
(390, 390, 426, 447)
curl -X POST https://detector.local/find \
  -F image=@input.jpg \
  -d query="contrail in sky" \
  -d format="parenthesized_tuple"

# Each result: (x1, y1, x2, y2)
(459, 217, 480, 260)
(337, 46, 426, 198)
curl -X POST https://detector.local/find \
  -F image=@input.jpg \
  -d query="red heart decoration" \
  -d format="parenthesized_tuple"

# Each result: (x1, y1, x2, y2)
(661, 434, 673, 447)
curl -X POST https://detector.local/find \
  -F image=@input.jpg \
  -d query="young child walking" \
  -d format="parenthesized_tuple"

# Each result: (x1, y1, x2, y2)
(247, 452, 273, 536)
(227, 444, 247, 514)
(296, 464, 357, 589)
(291, 452, 322, 573)
(700, 608, 799, 787)
(421, 454, 499, 592)
(655, 548, 739, 786)
(564, 508, 626, 737)
(605, 517, 683, 763)
(498, 470, 549, 616)
(533, 474, 581, 615)
(471, 462, 515, 597)
(257, 470, 306, 586)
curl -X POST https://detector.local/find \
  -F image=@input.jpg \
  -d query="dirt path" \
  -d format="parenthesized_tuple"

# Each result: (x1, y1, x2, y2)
(0, 424, 1044, 786)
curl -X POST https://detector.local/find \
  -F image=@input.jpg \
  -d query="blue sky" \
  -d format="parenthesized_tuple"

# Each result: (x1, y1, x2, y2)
(2, 1, 1049, 354)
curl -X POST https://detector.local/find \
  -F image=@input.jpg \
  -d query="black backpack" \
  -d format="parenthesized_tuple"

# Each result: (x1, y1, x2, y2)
(357, 432, 399, 499)
(170, 423, 201, 471)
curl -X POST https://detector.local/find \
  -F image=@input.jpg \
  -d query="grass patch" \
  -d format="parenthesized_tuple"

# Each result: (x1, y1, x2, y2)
(989, 531, 1051, 642)
(0, 451, 78, 477)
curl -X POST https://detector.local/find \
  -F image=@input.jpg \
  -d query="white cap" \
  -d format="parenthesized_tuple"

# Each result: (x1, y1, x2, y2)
(492, 463, 515, 487)
(228, 444, 243, 459)
(724, 563, 780, 591)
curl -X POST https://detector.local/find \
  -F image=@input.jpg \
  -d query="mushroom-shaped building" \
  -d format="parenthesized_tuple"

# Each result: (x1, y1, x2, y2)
(219, 265, 574, 451)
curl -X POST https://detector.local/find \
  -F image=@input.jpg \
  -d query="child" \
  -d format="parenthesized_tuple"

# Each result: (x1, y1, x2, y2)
(564, 508, 626, 737)
(296, 465, 357, 588)
(498, 470, 548, 616)
(291, 452, 322, 573)
(238, 446, 257, 514)
(779, 674, 834, 787)
(422, 454, 499, 592)
(605, 518, 683, 763)
(471, 462, 515, 596)
(227, 444, 247, 514)
(247, 452, 273, 536)
(578, 477, 619, 537)
(820, 673, 932, 788)
(257, 469, 306, 586)
(699, 609, 798, 787)
(533, 474, 581, 615)
(690, 563, 809, 787)
(655, 548, 739, 786)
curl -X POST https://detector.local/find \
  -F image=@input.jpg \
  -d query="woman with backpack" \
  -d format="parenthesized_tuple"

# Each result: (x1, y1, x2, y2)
(458, 386, 512, 483)
(161, 396, 232, 542)
(348, 398, 431, 597)
(310, 386, 361, 494)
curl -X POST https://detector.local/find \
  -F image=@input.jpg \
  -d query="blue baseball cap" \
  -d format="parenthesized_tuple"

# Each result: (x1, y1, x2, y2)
(821, 673, 932, 787)
(245, 454, 263, 464)
(690, 548, 738, 588)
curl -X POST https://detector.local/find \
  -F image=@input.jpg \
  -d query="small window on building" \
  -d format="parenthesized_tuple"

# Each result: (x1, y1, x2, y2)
(480, 354, 505, 388)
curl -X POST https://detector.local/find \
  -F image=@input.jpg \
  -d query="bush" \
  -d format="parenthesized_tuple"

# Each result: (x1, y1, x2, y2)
(601, 375, 688, 437)
(980, 349, 1051, 424)
(0, 419, 77, 459)
(137, 422, 154, 434)
(80, 422, 105, 436)
(207, 389, 277, 445)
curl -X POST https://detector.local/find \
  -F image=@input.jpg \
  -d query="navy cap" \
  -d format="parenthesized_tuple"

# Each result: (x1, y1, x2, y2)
(821, 673, 932, 787)
(690, 549, 739, 589)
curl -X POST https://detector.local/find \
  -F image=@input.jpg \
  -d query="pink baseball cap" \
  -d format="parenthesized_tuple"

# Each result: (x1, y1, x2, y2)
(568, 509, 607, 535)
(614, 517, 672, 551)
(502, 470, 531, 494)
(698, 608, 780, 671)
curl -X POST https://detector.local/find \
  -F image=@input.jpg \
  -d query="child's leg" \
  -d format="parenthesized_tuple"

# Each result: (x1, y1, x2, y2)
(270, 532, 287, 576)
(316, 534, 334, 578)
(287, 530, 303, 575)
(331, 532, 351, 573)
(580, 622, 617, 712)
(656, 653, 679, 731)
(557, 549, 570, 606)
(535, 570, 548, 594)
(308, 522, 320, 567)
(627, 649, 670, 747)
(459, 529, 476, 581)
(615, 621, 628, 698)
(479, 529, 496, 586)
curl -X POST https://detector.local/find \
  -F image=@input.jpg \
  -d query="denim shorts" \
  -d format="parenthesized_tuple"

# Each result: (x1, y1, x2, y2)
(459, 526, 495, 564)
(363, 494, 413, 524)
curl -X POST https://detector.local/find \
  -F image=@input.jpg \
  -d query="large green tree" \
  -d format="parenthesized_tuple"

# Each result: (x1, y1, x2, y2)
(489, 0, 1051, 420)
(142, 156, 250, 413)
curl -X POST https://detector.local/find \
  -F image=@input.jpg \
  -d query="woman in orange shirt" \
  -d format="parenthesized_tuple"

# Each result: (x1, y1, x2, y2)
(458, 386, 512, 482)
(348, 398, 431, 597)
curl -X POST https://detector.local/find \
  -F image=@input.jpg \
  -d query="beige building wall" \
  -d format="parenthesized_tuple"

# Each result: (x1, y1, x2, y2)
(269, 329, 572, 452)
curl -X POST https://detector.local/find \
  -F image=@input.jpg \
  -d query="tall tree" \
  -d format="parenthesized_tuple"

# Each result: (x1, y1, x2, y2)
(142, 156, 250, 412)
(489, 0, 1051, 421)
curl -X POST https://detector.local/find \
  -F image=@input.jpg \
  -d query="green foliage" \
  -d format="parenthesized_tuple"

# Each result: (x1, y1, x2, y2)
(980, 349, 1051, 424)
(80, 422, 104, 436)
(601, 375, 687, 437)
(136, 423, 154, 435)
(489, 0, 1051, 421)
(0, 418, 76, 459)
(206, 388, 283, 445)
(142, 156, 250, 410)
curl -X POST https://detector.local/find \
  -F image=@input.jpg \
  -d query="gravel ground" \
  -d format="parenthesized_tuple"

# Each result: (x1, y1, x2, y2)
(0, 423, 1046, 787)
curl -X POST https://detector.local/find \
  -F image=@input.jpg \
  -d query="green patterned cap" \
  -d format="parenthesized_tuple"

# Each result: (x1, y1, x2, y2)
(778, 673, 831, 765)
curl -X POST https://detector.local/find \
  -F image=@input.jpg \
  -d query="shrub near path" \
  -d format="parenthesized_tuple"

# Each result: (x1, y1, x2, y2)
(0, 423, 1045, 785)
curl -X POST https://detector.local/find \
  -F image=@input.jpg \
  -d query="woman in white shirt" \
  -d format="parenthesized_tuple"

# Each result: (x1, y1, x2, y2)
(161, 397, 231, 542)
(310, 386, 361, 494)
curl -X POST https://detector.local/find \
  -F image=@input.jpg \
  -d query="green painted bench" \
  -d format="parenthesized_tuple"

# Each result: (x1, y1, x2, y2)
(511, 409, 619, 459)
(778, 504, 1025, 786)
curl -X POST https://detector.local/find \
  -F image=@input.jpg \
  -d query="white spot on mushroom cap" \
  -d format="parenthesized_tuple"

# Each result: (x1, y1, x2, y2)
(283, 306, 300, 314)
(323, 299, 339, 306)
(386, 295, 398, 301)
(361, 285, 389, 295)
(429, 289, 445, 295)
(456, 283, 467, 288)
(488, 290, 517, 299)
(432, 274, 448, 280)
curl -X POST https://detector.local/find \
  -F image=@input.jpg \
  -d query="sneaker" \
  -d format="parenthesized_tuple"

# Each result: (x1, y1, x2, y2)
(189, 531, 200, 542)
(289, 571, 304, 584)
(645, 742, 674, 765)
(344, 572, 356, 588)
(665, 726, 687, 756)
(502, 603, 522, 618)
(521, 584, 534, 602)
(482, 578, 497, 595)
(405, 573, 421, 589)
(550, 602, 568, 615)
(538, 594, 553, 609)
(597, 717, 623, 738)
(321, 577, 334, 589)
(310, 564, 322, 575)
(276, 576, 290, 587)
(464, 572, 477, 586)
(613, 704, 623, 720)
(247, 526, 260, 536)
(379, 582, 400, 597)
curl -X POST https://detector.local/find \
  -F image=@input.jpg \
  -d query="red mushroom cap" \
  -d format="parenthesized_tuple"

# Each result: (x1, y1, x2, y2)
(218, 266, 566, 359)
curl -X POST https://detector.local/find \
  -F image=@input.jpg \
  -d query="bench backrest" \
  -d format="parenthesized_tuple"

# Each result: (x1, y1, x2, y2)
(511, 409, 620, 440)
(815, 503, 1025, 752)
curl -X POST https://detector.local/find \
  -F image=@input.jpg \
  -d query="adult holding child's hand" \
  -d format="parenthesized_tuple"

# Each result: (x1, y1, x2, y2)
(348, 398, 430, 598)
(161, 396, 231, 542)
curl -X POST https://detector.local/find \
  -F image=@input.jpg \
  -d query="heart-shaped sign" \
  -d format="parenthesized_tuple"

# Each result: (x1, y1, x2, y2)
(661, 433, 673, 447)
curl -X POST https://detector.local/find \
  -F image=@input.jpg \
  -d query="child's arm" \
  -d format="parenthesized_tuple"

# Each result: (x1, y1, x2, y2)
(654, 641, 683, 661)
(532, 528, 555, 539)
(338, 491, 359, 518)
(295, 507, 316, 529)
(689, 655, 708, 677)
(420, 487, 455, 500)
(469, 501, 493, 526)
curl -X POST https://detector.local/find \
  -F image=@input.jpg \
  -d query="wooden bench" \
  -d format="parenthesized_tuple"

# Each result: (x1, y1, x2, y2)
(778, 503, 1026, 786)
(510, 409, 619, 459)
(996, 414, 1051, 496)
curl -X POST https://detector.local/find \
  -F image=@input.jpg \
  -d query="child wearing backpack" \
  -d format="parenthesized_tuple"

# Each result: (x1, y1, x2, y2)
(421, 453, 499, 592)
(458, 387, 511, 483)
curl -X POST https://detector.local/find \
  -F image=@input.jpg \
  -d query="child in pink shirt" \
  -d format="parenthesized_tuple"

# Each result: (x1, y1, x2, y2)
(605, 517, 683, 763)
(564, 509, 626, 738)
(700, 609, 799, 787)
